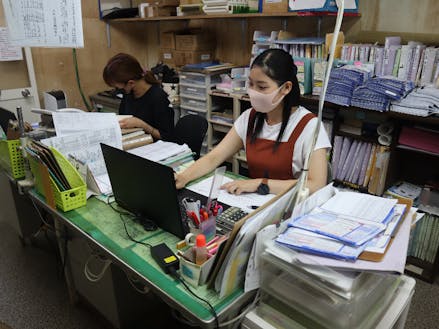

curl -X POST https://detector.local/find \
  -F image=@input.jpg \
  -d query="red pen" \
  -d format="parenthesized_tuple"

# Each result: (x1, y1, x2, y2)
(187, 211, 200, 226)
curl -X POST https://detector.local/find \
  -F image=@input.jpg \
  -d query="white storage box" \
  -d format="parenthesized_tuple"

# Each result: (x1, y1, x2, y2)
(260, 252, 401, 329)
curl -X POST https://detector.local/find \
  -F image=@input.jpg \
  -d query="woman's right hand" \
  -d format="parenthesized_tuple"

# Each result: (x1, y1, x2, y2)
(175, 172, 188, 190)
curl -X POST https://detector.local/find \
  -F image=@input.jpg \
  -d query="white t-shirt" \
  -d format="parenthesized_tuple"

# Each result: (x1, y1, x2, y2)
(234, 106, 331, 176)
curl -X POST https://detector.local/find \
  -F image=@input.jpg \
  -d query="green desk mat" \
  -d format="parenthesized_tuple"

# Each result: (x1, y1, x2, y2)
(64, 197, 242, 321)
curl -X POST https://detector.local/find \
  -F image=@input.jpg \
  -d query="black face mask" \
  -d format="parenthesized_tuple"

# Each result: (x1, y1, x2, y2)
(112, 88, 125, 97)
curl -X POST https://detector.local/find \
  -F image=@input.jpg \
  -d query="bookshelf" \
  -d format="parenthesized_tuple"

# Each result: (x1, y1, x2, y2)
(206, 90, 250, 173)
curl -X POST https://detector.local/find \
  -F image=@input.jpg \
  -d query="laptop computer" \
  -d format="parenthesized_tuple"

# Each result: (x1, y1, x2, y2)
(101, 143, 219, 239)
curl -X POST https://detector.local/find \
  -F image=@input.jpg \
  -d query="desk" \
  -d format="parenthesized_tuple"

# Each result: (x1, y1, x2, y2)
(28, 190, 254, 328)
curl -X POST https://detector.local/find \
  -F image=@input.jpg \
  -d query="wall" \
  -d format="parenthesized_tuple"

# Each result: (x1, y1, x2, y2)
(1, 0, 438, 109)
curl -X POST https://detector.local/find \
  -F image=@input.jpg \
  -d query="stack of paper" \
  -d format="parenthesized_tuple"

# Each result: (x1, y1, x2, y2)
(42, 112, 123, 196)
(276, 191, 401, 261)
(128, 140, 195, 173)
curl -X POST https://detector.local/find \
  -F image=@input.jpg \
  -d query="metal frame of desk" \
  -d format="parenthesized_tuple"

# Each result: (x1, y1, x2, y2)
(28, 190, 254, 329)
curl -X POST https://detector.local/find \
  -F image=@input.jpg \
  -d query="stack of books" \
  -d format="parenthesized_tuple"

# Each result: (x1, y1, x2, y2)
(121, 128, 153, 150)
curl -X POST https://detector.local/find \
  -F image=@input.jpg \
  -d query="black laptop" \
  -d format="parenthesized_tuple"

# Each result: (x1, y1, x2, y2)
(101, 143, 213, 239)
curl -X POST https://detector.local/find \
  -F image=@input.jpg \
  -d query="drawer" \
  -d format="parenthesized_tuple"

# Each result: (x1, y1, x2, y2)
(180, 72, 221, 86)
(180, 84, 208, 100)
(180, 96, 208, 112)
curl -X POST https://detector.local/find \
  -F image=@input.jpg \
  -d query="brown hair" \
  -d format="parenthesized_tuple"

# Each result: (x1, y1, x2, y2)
(103, 53, 159, 86)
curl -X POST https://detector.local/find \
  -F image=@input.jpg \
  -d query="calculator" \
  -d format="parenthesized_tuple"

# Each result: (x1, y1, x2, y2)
(216, 207, 248, 234)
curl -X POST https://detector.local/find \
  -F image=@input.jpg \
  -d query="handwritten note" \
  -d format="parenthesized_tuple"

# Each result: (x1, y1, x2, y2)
(2, 0, 84, 48)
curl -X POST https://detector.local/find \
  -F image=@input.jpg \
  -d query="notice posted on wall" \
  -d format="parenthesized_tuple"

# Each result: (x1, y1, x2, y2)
(0, 27, 23, 61)
(2, 0, 84, 48)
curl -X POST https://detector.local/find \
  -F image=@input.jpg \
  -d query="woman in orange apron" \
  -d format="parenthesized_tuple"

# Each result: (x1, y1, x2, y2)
(176, 49, 331, 195)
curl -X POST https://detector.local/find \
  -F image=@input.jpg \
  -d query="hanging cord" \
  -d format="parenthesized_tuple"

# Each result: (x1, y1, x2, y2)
(84, 253, 112, 282)
(287, 0, 345, 213)
(72, 48, 92, 111)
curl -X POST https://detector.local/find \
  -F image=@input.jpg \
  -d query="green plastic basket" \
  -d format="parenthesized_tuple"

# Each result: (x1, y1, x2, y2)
(0, 139, 25, 179)
(29, 147, 87, 212)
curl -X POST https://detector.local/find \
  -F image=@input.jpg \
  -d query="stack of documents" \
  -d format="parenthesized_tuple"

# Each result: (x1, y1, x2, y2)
(351, 76, 414, 112)
(325, 65, 372, 106)
(276, 191, 402, 261)
(202, 0, 231, 14)
(390, 86, 439, 117)
(42, 112, 123, 196)
(128, 140, 195, 173)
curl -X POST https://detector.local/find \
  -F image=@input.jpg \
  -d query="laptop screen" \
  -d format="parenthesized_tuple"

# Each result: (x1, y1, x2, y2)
(101, 143, 187, 239)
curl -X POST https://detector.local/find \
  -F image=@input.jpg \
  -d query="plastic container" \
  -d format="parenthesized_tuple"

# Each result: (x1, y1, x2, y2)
(260, 252, 401, 329)
(180, 84, 209, 100)
(194, 234, 208, 265)
(180, 71, 221, 86)
(28, 147, 86, 212)
(0, 139, 25, 179)
(180, 96, 208, 112)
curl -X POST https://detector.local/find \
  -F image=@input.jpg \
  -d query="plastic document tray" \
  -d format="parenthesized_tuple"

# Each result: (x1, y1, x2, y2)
(260, 252, 401, 329)
(180, 96, 208, 112)
(180, 72, 221, 86)
(29, 147, 86, 212)
(0, 139, 25, 179)
(180, 84, 209, 100)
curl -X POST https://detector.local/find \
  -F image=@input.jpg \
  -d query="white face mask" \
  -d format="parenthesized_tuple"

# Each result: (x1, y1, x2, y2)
(247, 84, 285, 113)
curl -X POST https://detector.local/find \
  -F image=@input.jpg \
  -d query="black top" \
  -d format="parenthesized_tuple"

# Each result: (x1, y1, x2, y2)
(0, 108, 16, 133)
(119, 84, 175, 141)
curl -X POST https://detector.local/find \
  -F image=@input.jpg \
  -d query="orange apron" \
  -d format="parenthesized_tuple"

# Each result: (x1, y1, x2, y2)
(246, 109, 315, 179)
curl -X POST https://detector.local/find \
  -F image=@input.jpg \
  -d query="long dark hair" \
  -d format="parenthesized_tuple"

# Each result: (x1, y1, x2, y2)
(103, 53, 159, 86)
(248, 49, 300, 151)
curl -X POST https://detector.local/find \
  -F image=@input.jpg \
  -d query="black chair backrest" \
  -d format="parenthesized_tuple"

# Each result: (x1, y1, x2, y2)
(0, 108, 16, 133)
(174, 114, 208, 158)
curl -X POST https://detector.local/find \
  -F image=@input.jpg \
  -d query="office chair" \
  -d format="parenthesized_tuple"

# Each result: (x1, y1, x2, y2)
(0, 107, 16, 133)
(174, 114, 208, 159)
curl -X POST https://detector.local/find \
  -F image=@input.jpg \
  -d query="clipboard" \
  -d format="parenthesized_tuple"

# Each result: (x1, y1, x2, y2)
(358, 197, 413, 262)
(207, 181, 297, 288)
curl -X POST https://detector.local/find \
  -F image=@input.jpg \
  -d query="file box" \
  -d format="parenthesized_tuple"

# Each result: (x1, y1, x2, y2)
(260, 252, 400, 329)
(0, 139, 25, 179)
(28, 147, 86, 212)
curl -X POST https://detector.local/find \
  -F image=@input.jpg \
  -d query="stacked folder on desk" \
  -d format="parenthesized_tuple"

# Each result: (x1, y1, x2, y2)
(276, 191, 406, 261)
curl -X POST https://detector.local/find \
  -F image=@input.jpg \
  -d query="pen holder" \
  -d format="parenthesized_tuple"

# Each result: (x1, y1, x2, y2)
(179, 248, 216, 287)
(189, 215, 216, 242)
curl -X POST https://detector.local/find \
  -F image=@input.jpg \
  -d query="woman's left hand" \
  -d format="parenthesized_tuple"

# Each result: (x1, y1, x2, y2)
(119, 117, 145, 129)
(221, 179, 260, 195)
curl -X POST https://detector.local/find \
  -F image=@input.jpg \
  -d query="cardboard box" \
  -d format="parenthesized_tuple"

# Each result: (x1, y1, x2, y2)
(175, 33, 215, 51)
(261, 0, 288, 13)
(141, 5, 176, 17)
(143, 0, 180, 6)
(173, 50, 214, 66)
(160, 49, 175, 65)
(179, 0, 202, 5)
(160, 32, 176, 49)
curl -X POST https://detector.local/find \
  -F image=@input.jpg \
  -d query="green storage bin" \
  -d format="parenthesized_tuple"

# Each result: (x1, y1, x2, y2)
(0, 139, 25, 179)
(28, 147, 86, 212)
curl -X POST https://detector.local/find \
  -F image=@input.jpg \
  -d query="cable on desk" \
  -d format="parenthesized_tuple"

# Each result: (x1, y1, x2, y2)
(169, 267, 219, 329)
(108, 200, 152, 248)
(84, 253, 112, 282)
(217, 290, 260, 328)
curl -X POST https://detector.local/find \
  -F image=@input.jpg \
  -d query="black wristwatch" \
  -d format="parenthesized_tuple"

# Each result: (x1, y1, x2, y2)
(257, 178, 269, 195)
